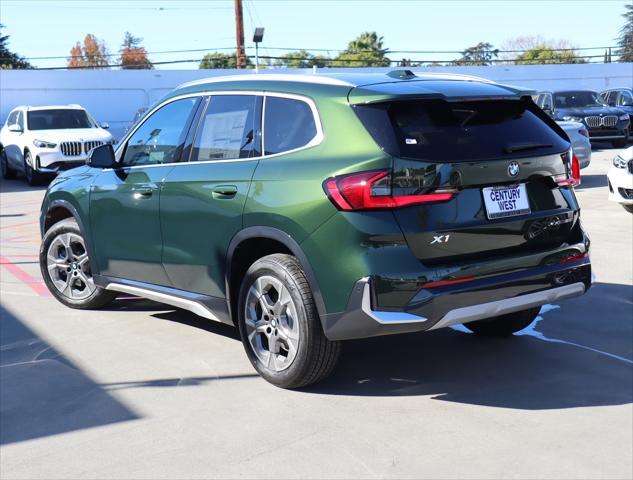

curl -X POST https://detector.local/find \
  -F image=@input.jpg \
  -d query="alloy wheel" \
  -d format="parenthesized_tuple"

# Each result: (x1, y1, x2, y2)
(46, 232, 96, 300)
(244, 275, 300, 372)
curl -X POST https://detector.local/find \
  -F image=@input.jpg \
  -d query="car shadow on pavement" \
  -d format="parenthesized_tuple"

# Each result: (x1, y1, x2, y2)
(307, 281, 633, 409)
(0, 304, 139, 445)
(576, 174, 608, 190)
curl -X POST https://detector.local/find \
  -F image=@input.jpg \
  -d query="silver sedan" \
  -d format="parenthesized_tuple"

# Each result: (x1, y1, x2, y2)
(558, 121, 592, 169)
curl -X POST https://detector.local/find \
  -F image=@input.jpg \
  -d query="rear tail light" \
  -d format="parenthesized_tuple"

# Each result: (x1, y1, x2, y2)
(324, 169, 455, 211)
(556, 149, 581, 187)
(578, 129, 589, 138)
(559, 251, 588, 264)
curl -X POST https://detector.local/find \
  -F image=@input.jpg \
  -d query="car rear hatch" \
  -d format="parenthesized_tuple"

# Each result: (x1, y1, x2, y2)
(349, 80, 581, 265)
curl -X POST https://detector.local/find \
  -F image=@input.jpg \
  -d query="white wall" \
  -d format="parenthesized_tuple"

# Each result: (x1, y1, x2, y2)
(1, 63, 631, 140)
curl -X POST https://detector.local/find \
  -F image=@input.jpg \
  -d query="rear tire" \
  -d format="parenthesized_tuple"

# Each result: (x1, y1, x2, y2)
(623, 204, 633, 214)
(24, 151, 44, 186)
(1, 149, 17, 179)
(237, 253, 341, 389)
(464, 307, 540, 336)
(40, 218, 117, 309)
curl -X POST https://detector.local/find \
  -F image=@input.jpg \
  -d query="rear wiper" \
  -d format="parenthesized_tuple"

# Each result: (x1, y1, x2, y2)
(504, 142, 552, 154)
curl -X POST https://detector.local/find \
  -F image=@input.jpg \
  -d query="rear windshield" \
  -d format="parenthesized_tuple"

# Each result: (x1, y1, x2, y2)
(354, 99, 569, 162)
(27, 109, 95, 130)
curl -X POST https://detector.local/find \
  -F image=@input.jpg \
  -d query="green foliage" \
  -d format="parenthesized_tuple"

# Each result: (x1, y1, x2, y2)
(331, 31, 390, 67)
(454, 42, 498, 66)
(199, 51, 253, 69)
(275, 50, 314, 68)
(0, 25, 31, 69)
(617, 4, 633, 62)
(515, 45, 585, 64)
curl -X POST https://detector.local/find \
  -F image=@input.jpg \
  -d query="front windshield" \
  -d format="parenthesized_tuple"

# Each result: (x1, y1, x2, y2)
(554, 91, 606, 109)
(27, 109, 96, 130)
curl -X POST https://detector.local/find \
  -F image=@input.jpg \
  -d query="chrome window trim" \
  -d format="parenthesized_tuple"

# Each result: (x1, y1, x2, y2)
(112, 89, 324, 170)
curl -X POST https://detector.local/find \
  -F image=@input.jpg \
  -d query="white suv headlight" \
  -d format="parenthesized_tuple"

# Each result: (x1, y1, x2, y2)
(613, 155, 627, 168)
(33, 139, 57, 148)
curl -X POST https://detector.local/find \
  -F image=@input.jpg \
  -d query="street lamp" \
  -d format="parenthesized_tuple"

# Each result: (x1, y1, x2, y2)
(253, 27, 264, 73)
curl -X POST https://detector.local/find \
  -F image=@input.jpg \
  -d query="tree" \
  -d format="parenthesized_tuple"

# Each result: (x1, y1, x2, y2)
(275, 50, 314, 68)
(68, 34, 109, 68)
(617, 4, 633, 62)
(119, 32, 153, 69)
(515, 45, 585, 64)
(274, 50, 331, 68)
(0, 25, 31, 69)
(500, 36, 585, 64)
(199, 51, 253, 69)
(454, 42, 498, 66)
(331, 31, 390, 67)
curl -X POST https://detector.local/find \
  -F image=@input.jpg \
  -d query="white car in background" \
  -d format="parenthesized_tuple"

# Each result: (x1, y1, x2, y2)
(0, 105, 114, 185)
(557, 121, 592, 169)
(608, 146, 633, 213)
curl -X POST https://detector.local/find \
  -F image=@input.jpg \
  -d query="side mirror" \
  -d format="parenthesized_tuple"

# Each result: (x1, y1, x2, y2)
(87, 144, 117, 169)
(8, 123, 22, 133)
(100, 122, 110, 129)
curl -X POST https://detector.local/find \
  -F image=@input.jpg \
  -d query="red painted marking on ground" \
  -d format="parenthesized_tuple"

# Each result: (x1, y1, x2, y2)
(0, 255, 50, 296)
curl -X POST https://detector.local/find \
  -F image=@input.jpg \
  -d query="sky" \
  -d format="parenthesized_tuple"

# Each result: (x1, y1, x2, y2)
(0, 0, 630, 69)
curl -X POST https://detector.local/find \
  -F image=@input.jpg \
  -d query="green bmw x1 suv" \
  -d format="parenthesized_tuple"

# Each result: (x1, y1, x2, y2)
(39, 71, 592, 388)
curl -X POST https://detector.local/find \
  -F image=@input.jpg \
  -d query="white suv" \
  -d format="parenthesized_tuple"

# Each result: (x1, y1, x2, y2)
(608, 146, 633, 213)
(0, 105, 114, 185)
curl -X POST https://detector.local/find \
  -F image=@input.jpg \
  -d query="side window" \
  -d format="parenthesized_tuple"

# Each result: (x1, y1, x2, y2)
(541, 94, 552, 110)
(122, 97, 197, 167)
(16, 111, 24, 130)
(264, 96, 318, 155)
(6, 111, 17, 126)
(618, 90, 633, 106)
(191, 95, 261, 161)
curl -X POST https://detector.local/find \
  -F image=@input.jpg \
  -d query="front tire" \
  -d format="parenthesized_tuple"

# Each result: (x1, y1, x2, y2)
(237, 254, 341, 389)
(464, 307, 540, 336)
(40, 218, 117, 309)
(1, 149, 17, 179)
(24, 151, 44, 186)
(623, 204, 633, 214)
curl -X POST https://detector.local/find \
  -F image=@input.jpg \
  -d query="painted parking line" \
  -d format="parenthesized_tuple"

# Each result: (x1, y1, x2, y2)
(0, 255, 50, 296)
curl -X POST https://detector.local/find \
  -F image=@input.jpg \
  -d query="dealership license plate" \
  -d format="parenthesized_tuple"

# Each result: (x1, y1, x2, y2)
(482, 184, 531, 219)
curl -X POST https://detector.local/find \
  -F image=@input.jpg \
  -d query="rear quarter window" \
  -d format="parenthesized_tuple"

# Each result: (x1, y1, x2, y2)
(264, 96, 317, 155)
(354, 99, 569, 162)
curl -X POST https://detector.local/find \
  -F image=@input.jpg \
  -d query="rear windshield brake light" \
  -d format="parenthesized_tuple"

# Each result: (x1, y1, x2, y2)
(324, 169, 455, 211)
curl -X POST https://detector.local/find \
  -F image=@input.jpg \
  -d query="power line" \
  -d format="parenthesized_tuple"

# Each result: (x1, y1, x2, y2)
(2, 45, 621, 62)
(23, 52, 616, 70)
(1, 2, 232, 10)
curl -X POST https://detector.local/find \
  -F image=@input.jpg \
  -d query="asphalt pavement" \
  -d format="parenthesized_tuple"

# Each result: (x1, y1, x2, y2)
(0, 147, 631, 479)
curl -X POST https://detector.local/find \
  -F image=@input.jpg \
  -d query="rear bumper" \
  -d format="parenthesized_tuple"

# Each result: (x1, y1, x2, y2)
(322, 257, 591, 341)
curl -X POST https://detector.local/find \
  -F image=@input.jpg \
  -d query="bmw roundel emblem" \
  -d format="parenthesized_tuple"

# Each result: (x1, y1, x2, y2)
(508, 161, 520, 177)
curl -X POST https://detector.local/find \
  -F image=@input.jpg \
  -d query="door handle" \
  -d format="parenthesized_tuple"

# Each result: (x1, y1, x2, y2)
(212, 185, 238, 198)
(132, 186, 154, 199)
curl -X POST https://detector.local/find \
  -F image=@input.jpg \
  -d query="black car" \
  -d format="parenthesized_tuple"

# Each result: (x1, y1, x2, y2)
(536, 90, 630, 148)
(601, 87, 633, 128)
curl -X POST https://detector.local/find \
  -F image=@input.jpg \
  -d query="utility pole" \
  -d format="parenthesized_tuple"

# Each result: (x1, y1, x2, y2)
(234, 0, 246, 68)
